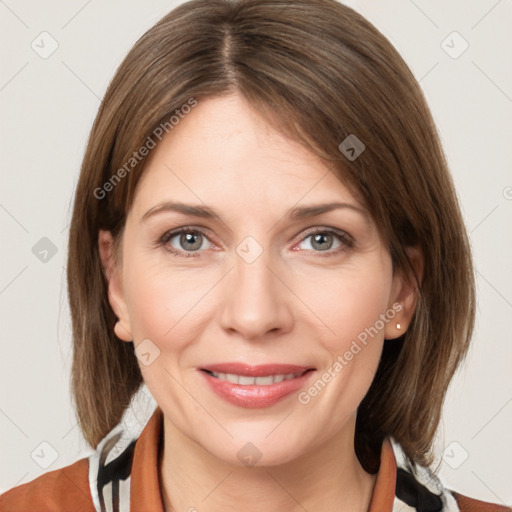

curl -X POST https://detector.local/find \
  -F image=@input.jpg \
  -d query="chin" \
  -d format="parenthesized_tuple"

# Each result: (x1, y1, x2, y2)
(196, 426, 310, 468)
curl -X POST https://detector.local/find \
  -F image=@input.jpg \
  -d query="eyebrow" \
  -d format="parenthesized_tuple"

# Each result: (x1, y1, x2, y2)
(140, 201, 368, 223)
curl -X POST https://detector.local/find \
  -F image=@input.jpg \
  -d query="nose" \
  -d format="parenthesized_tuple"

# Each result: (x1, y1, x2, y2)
(219, 247, 294, 341)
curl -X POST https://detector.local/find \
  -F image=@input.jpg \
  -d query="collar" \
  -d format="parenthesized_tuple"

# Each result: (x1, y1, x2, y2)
(88, 396, 460, 512)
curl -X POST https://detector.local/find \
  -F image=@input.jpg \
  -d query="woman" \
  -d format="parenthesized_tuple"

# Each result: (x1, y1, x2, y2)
(1, 0, 509, 511)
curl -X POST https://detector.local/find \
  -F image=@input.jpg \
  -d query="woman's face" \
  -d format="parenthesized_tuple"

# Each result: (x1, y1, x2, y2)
(102, 93, 411, 467)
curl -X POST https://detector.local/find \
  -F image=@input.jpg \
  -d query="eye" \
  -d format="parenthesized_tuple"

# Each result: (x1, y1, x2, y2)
(295, 228, 353, 256)
(158, 226, 354, 259)
(159, 228, 213, 258)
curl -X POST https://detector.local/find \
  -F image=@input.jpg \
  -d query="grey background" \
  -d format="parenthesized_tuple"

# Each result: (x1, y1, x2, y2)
(1, 0, 511, 503)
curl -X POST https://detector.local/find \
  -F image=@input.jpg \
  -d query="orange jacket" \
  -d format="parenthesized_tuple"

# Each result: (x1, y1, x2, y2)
(1, 406, 509, 511)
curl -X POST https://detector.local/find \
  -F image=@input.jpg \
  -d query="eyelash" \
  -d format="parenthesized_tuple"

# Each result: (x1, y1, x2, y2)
(157, 226, 354, 259)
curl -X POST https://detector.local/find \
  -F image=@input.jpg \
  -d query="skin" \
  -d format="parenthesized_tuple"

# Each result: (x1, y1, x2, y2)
(99, 93, 420, 511)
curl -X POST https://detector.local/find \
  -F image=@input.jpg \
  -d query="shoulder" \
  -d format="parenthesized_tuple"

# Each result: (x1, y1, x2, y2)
(388, 437, 510, 512)
(452, 491, 511, 512)
(0, 457, 95, 512)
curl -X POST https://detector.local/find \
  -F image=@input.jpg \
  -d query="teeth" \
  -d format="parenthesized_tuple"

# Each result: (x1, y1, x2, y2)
(208, 371, 304, 385)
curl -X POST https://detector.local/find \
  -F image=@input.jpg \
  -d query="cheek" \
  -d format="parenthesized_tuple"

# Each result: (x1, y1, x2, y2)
(122, 256, 214, 350)
(292, 259, 394, 354)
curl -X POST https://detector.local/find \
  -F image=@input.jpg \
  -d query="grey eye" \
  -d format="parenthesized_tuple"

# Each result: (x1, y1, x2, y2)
(170, 231, 209, 252)
(299, 232, 342, 252)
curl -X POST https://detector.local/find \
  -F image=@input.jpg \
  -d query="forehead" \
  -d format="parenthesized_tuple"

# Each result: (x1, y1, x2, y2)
(131, 93, 362, 217)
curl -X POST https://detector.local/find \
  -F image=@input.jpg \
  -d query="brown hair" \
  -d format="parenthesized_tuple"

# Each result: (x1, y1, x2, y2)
(67, 0, 475, 472)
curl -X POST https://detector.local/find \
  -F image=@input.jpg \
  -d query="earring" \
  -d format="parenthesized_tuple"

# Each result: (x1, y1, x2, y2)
(396, 323, 401, 330)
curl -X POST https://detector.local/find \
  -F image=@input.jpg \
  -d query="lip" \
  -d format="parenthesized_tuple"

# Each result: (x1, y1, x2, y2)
(198, 363, 316, 408)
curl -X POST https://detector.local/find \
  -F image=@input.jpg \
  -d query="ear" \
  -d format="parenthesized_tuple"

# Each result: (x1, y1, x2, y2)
(384, 246, 423, 340)
(98, 229, 133, 342)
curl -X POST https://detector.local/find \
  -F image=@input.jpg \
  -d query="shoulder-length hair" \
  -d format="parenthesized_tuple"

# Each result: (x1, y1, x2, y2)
(67, 0, 475, 472)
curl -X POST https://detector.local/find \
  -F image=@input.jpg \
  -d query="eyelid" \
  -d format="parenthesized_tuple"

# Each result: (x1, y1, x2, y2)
(294, 226, 354, 245)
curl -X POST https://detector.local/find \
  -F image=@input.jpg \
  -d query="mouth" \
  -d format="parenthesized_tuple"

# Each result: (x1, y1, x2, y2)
(201, 368, 313, 385)
(198, 363, 316, 408)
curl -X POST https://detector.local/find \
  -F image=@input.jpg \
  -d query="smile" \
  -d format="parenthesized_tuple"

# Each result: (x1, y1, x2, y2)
(198, 364, 316, 408)
(203, 370, 307, 385)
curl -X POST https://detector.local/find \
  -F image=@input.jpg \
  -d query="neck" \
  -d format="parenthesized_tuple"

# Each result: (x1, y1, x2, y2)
(158, 415, 377, 512)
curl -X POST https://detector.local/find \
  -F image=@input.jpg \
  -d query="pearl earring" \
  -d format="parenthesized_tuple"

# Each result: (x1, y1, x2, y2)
(396, 323, 401, 330)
